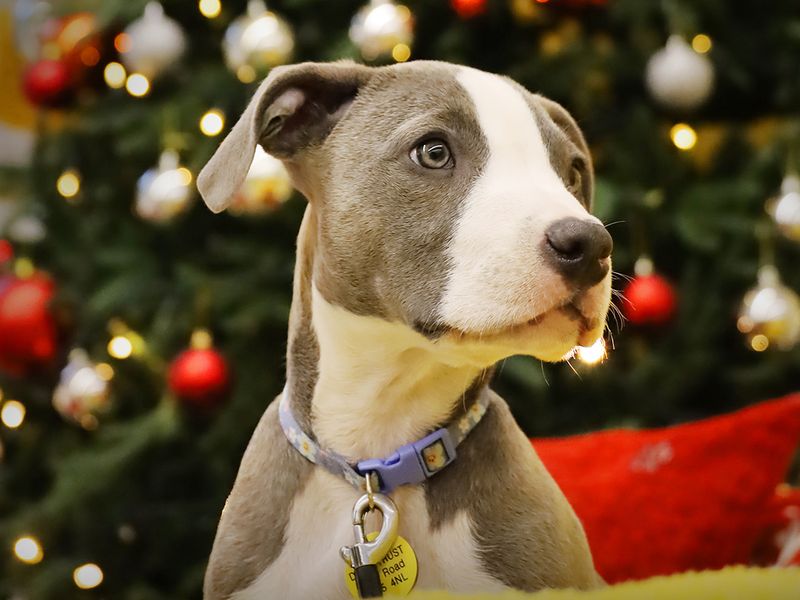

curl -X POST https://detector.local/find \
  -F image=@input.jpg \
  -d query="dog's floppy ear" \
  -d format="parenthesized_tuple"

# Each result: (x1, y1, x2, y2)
(537, 96, 595, 209)
(197, 62, 372, 213)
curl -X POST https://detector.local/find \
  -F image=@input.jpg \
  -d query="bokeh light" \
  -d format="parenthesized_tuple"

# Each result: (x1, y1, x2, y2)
(104, 62, 127, 89)
(1, 400, 26, 429)
(13, 536, 43, 564)
(670, 123, 697, 151)
(200, 109, 225, 136)
(126, 73, 151, 97)
(57, 169, 81, 199)
(73, 563, 104, 589)
(199, 0, 222, 19)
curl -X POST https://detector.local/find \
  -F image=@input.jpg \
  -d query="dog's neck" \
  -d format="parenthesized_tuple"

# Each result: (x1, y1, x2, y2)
(285, 207, 489, 459)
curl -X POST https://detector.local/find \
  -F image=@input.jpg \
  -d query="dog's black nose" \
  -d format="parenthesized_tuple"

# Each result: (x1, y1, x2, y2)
(544, 217, 613, 288)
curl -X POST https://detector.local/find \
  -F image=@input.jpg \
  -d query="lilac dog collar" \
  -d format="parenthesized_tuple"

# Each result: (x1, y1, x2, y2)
(278, 388, 489, 493)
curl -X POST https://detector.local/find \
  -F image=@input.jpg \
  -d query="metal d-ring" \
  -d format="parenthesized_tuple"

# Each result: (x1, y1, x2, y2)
(365, 471, 378, 509)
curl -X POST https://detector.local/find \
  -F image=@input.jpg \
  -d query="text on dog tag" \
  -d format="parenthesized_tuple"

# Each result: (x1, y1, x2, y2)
(344, 532, 418, 598)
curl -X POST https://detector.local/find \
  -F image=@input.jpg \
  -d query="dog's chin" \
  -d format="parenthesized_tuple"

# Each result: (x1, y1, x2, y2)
(436, 303, 607, 367)
(488, 306, 604, 362)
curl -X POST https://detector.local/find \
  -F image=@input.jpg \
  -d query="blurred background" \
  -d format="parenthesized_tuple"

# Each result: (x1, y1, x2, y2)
(1, 0, 800, 597)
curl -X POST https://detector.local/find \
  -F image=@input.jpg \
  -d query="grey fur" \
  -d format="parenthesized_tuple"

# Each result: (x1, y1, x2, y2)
(200, 60, 603, 598)
(530, 94, 594, 208)
(203, 400, 313, 598)
(426, 390, 601, 590)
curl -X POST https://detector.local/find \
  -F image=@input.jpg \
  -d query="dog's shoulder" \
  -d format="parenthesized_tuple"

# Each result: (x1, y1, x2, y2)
(426, 389, 602, 591)
(204, 396, 313, 599)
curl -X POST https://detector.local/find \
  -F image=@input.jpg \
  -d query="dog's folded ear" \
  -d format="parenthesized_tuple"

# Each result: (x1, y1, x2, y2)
(197, 61, 372, 213)
(536, 96, 595, 209)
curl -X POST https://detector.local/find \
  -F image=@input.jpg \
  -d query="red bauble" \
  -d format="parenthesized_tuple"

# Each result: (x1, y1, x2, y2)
(622, 273, 677, 325)
(0, 275, 59, 376)
(22, 59, 72, 107)
(451, 0, 487, 18)
(0, 240, 12, 264)
(168, 348, 230, 406)
(45, 12, 108, 89)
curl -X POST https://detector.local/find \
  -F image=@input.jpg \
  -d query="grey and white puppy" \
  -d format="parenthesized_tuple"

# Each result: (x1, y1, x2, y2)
(197, 60, 612, 599)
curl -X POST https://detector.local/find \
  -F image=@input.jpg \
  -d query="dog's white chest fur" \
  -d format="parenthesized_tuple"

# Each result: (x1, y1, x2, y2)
(232, 470, 506, 599)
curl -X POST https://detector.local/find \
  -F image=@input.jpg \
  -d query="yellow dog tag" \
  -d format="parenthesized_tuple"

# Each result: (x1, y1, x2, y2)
(344, 532, 418, 598)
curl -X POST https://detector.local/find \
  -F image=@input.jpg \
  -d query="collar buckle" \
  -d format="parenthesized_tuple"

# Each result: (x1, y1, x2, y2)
(356, 427, 457, 493)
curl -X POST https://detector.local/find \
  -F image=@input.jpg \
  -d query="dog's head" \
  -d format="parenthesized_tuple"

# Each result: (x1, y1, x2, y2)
(199, 61, 612, 366)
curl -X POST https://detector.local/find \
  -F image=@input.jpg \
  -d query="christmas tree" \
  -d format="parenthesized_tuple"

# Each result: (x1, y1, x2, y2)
(1, 0, 800, 597)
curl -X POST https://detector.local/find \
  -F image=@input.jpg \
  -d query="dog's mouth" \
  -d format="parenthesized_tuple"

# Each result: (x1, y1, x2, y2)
(416, 297, 601, 346)
(508, 301, 600, 345)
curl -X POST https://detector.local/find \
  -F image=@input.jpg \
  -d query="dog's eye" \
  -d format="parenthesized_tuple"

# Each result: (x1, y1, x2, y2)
(411, 139, 453, 169)
(568, 161, 583, 192)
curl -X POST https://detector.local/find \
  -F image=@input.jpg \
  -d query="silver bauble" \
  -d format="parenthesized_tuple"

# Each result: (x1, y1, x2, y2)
(737, 265, 800, 351)
(223, 0, 294, 83)
(53, 349, 111, 428)
(135, 150, 194, 223)
(767, 174, 800, 243)
(350, 0, 413, 61)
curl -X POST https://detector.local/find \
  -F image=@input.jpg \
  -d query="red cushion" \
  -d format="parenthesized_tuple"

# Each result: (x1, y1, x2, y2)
(752, 485, 800, 566)
(533, 394, 800, 583)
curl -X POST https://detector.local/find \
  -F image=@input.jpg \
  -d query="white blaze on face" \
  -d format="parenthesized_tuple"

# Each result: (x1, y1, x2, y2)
(439, 67, 598, 333)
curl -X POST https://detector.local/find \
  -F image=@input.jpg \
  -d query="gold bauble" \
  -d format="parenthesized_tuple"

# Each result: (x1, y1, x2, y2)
(228, 146, 293, 215)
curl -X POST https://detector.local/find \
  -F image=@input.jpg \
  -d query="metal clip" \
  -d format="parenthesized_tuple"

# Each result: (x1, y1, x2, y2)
(340, 491, 399, 568)
(339, 491, 399, 597)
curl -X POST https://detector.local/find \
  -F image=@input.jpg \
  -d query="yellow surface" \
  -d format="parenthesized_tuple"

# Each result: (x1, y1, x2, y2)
(0, 6, 36, 129)
(407, 567, 800, 599)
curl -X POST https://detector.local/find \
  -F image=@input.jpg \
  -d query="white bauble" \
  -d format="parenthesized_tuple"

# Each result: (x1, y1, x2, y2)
(350, 0, 413, 61)
(645, 35, 714, 111)
(121, 2, 186, 79)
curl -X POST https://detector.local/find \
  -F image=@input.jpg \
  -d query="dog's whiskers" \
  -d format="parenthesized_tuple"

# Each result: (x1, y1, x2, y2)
(604, 322, 617, 351)
(540, 361, 550, 387)
(607, 294, 626, 333)
(611, 270, 633, 283)
(565, 358, 582, 380)
(604, 220, 626, 229)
